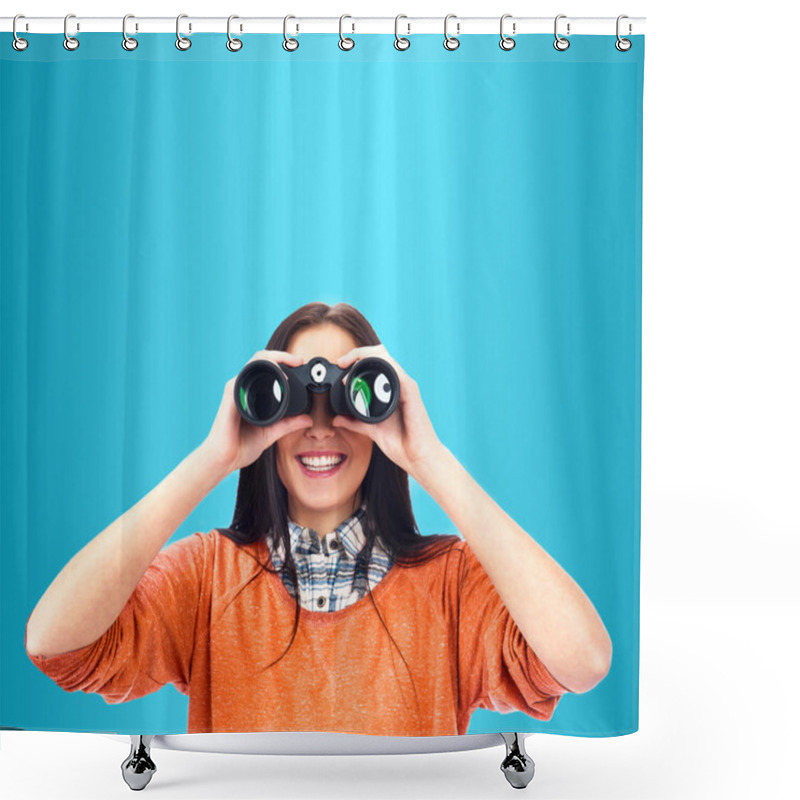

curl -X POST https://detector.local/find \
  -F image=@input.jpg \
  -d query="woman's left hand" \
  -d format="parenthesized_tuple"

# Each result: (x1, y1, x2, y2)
(331, 345, 444, 481)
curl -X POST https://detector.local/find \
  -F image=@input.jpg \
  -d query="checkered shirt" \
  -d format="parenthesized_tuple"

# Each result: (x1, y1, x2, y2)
(269, 504, 393, 612)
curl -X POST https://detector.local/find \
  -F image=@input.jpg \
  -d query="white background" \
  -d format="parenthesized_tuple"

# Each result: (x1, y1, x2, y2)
(2, 1, 798, 798)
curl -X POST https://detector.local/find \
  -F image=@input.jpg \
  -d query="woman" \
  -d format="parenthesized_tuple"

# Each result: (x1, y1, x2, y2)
(25, 302, 611, 735)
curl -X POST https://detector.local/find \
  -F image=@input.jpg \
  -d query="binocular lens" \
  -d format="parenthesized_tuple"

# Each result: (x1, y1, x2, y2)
(234, 355, 399, 426)
(237, 364, 285, 424)
(349, 366, 394, 420)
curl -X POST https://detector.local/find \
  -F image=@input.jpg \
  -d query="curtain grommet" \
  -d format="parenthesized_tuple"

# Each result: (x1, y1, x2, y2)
(394, 15, 410, 51)
(122, 15, 138, 51)
(443, 14, 460, 51)
(12, 15, 29, 51)
(615, 15, 632, 51)
(283, 15, 299, 52)
(553, 15, 570, 51)
(339, 15, 355, 51)
(63, 13, 80, 51)
(176, 14, 192, 51)
(227, 15, 243, 52)
(499, 14, 516, 50)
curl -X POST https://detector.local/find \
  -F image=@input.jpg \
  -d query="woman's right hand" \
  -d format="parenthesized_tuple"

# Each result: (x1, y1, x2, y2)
(200, 350, 313, 477)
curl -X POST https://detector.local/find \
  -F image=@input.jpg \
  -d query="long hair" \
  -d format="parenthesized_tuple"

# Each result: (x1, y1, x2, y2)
(218, 302, 461, 692)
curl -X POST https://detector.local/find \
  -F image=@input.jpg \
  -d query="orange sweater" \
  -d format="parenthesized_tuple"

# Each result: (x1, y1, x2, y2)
(26, 531, 566, 735)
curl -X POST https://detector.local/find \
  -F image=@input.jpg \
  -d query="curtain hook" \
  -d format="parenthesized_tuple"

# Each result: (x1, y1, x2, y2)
(499, 14, 515, 51)
(554, 14, 570, 51)
(339, 14, 355, 51)
(176, 14, 192, 50)
(12, 14, 29, 51)
(394, 14, 410, 51)
(616, 15, 632, 51)
(283, 15, 299, 51)
(63, 13, 80, 51)
(227, 15, 243, 51)
(122, 15, 138, 51)
(443, 14, 460, 51)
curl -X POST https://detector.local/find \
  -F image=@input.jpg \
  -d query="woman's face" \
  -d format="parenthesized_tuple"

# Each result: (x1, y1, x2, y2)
(275, 323, 374, 530)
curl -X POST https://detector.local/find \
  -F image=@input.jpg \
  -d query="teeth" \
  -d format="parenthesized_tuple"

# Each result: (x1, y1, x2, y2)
(299, 455, 344, 469)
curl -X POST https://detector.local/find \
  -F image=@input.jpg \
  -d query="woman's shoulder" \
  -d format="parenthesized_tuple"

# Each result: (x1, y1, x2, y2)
(206, 527, 274, 574)
(384, 536, 483, 629)
(395, 535, 494, 594)
(150, 530, 216, 576)
(393, 533, 463, 565)
(157, 528, 263, 566)
(154, 528, 271, 590)
(391, 534, 469, 591)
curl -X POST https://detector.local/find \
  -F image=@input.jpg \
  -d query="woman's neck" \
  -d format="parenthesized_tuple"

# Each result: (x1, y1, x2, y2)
(287, 494, 362, 536)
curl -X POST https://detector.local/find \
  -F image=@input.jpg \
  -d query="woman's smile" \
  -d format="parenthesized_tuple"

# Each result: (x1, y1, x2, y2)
(295, 450, 348, 478)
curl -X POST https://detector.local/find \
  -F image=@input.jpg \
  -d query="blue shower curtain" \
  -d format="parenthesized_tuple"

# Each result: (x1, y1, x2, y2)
(1, 31, 643, 737)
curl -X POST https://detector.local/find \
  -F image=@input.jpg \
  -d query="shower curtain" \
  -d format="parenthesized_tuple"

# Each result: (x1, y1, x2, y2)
(1, 27, 643, 738)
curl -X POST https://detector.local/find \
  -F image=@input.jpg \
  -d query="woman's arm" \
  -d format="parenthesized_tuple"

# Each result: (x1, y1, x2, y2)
(25, 445, 228, 658)
(26, 351, 313, 658)
(411, 445, 612, 694)
(332, 344, 612, 695)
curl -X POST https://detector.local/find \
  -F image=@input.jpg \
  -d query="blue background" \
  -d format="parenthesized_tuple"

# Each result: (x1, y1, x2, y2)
(1, 33, 643, 736)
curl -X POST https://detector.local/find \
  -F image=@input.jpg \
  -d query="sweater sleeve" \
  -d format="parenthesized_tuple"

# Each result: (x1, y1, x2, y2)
(25, 531, 210, 704)
(446, 539, 569, 721)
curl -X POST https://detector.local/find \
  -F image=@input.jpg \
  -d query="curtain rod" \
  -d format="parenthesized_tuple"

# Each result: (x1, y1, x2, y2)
(1, 16, 646, 36)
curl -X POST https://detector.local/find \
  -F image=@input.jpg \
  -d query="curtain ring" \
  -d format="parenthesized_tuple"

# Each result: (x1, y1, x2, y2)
(12, 15, 29, 51)
(394, 15, 410, 51)
(63, 13, 80, 51)
(283, 15, 299, 51)
(499, 14, 515, 51)
(227, 15, 243, 51)
(176, 14, 192, 50)
(443, 14, 460, 51)
(616, 15, 632, 51)
(122, 15, 138, 51)
(553, 14, 570, 51)
(339, 14, 355, 51)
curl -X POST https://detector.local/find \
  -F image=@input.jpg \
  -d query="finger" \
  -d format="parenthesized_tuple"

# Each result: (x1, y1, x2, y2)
(336, 351, 358, 368)
(279, 414, 313, 432)
(336, 344, 385, 369)
(397, 374, 420, 403)
(331, 415, 375, 439)
(266, 350, 305, 366)
(244, 350, 304, 369)
(267, 414, 313, 443)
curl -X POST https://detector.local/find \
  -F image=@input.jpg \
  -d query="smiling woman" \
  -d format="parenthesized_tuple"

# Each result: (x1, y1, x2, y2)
(24, 301, 611, 736)
(274, 323, 375, 537)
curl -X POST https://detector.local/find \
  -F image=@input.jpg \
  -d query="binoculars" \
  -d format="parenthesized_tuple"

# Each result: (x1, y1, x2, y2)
(234, 355, 400, 426)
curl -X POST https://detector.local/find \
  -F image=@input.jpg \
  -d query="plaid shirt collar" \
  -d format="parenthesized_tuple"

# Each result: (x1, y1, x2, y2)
(269, 502, 393, 612)
(280, 503, 370, 561)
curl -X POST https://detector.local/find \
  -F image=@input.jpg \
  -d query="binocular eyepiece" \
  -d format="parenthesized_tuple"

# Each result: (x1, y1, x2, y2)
(234, 355, 400, 427)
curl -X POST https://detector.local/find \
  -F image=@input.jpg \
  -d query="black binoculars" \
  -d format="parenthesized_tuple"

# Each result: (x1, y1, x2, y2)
(234, 355, 400, 426)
